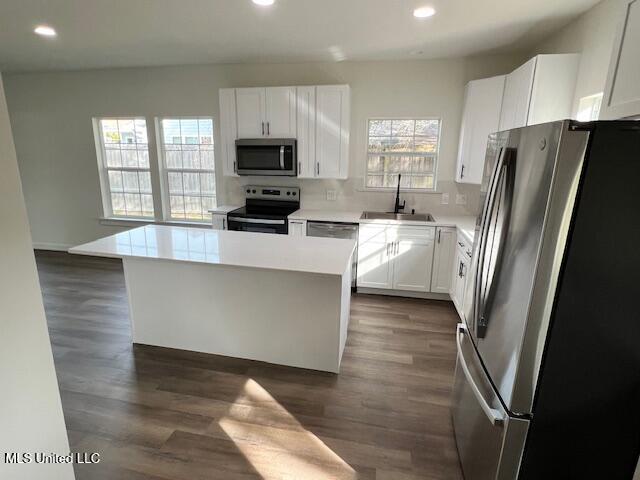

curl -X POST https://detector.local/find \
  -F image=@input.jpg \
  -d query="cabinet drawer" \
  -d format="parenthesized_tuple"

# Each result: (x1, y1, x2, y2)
(393, 226, 435, 243)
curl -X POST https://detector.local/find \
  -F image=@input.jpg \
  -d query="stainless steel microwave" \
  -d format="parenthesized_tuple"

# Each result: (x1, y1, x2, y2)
(235, 138, 297, 176)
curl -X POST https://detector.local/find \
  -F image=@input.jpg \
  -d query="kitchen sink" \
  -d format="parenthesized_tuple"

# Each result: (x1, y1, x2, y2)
(360, 211, 434, 222)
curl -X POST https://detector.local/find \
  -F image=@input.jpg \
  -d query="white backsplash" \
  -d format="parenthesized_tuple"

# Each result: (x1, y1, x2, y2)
(222, 176, 481, 217)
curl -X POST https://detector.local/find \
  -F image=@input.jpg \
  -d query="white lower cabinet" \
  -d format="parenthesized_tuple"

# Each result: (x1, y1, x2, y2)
(288, 220, 307, 236)
(430, 227, 456, 293)
(211, 213, 227, 230)
(392, 227, 435, 292)
(357, 224, 435, 292)
(451, 235, 472, 317)
(357, 225, 392, 289)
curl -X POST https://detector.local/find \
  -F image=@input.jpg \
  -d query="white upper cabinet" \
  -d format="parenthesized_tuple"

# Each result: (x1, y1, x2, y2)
(265, 87, 297, 137)
(296, 86, 316, 178)
(236, 87, 296, 138)
(219, 88, 238, 177)
(236, 88, 266, 138)
(219, 84, 350, 178)
(602, 0, 640, 119)
(499, 58, 537, 132)
(456, 75, 505, 184)
(315, 85, 350, 179)
(499, 54, 580, 131)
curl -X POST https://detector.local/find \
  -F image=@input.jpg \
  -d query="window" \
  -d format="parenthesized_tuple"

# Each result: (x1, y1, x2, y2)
(95, 118, 154, 218)
(158, 118, 216, 222)
(576, 93, 603, 121)
(366, 118, 440, 190)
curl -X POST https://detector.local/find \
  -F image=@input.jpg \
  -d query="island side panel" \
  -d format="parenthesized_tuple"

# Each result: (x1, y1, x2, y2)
(122, 257, 347, 373)
(338, 260, 352, 364)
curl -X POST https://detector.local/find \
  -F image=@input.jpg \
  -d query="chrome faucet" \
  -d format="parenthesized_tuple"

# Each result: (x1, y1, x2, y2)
(394, 174, 406, 214)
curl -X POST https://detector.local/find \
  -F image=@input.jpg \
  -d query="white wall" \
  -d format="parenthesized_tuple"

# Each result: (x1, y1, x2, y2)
(3, 55, 525, 248)
(0, 74, 73, 479)
(531, 0, 622, 115)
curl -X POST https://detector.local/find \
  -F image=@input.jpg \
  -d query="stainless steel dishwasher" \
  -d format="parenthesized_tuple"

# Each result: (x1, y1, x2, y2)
(306, 221, 358, 289)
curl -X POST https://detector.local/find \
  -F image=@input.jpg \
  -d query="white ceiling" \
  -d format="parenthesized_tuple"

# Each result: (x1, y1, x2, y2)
(0, 0, 599, 72)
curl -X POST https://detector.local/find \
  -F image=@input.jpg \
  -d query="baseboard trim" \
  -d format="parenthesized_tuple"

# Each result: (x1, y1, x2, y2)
(356, 287, 451, 301)
(33, 242, 73, 252)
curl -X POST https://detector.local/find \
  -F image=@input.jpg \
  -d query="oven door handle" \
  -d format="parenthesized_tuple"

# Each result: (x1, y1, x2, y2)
(279, 146, 285, 170)
(228, 217, 285, 225)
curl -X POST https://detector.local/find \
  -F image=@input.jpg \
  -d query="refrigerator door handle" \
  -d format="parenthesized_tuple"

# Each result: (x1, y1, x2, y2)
(456, 323, 505, 425)
(477, 148, 516, 338)
(473, 146, 507, 337)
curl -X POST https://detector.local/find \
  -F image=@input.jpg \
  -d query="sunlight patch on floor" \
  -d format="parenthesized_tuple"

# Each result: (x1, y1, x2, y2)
(219, 378, 357, 480)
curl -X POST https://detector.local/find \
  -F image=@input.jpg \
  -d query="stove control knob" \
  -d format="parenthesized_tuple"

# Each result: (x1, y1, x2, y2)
(252, 189, 256, 194)
(246, 189, 251, 193)
(286, 191, 291, 195)
(292, 192, 297, 196)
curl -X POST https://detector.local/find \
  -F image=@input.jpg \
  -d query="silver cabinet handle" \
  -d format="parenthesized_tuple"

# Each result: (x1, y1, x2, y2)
(437, 229, 441, 243)
(222, 218, 227, 230)
(456, 323, 504, 425)
(298, 161, 301, 174)
(316, 162, 320, 176)
(279, 146, 285, 169)
(458, 241, 465, 247)
(461, 164, 465, 179)
(261, 122, 265, 136)
(267, 122, 270, 136)
(233, 161, 237, 173)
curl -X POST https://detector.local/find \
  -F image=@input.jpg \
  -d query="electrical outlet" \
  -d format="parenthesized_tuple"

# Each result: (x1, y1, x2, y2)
(455, 194, 467, 205)
(441, 193, 449, 205)
(326, 189, 337, 201)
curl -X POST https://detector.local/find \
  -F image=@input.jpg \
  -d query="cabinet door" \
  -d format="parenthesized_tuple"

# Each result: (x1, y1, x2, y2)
(456, 76, 505, 184)
(499, 58, 536, 131)
(296, 86, 316, 178)
(211, 213, 226, 230)
(601, 0, 640, 119)
(430, 227, 456, 293)
(357, 225, 391, 289)
(391, 227, 435, 292)
(265, 87, 296, 137)
(528, 54, 580, 126)
(236, 88, 266, 138)
(219, 89, 238, 176)
(288, 220, 306, 236)
(315, 85, 350, 179)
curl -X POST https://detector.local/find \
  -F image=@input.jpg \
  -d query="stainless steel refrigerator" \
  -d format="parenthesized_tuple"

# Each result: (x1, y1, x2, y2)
(452, 120, 640, 479)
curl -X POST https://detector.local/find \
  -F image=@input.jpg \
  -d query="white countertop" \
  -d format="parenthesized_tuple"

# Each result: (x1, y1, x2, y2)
(288, 209, 477, 243)
(288, 209, 363, 223)
(208, 205, 240, 214)
(69, 225, 356, 276)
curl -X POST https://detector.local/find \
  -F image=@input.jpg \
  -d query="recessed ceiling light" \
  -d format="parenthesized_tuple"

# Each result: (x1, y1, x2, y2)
(252, 0, 275, 6)
(34, 25, 57, 37)
(413, 6, 436, 18)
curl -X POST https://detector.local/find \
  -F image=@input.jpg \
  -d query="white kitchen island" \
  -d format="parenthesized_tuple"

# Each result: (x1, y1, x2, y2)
(69, 225, 355, 373)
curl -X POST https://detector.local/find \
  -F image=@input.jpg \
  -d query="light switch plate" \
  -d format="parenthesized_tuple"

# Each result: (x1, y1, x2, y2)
(441, 193, 449, 205)
(455, 194, 467, 205)
(326, 189, 337, 201)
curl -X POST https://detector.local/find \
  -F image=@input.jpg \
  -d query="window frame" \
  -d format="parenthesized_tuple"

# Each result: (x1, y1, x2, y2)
(93, 116, 156, 220)
(363, 116, 442, 193)
(155, 116, 217, 223)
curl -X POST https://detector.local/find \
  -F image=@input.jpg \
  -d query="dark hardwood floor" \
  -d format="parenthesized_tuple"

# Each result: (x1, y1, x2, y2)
(35, 250, 463, 480)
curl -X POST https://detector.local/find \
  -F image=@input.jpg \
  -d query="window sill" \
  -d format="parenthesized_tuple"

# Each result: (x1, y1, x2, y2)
(99, 217, 211, 228)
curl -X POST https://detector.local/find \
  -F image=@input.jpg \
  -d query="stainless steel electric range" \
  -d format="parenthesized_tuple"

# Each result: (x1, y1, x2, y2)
(226, 186, 300, 235)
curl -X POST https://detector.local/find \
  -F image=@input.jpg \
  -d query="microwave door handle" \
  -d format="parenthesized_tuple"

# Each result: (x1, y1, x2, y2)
(477, 148, 516, 339)
(456, 323, 504, 425)
(279, 146, 285, 169)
